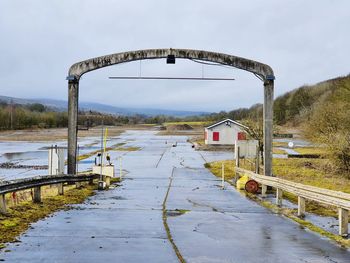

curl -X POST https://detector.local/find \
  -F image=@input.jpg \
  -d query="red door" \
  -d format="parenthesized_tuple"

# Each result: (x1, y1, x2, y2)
(213, 132, 220, 141)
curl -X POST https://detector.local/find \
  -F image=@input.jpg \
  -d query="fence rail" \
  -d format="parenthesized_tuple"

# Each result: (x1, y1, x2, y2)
(0, 174, 99, 214)
(235, 167, 350, 237)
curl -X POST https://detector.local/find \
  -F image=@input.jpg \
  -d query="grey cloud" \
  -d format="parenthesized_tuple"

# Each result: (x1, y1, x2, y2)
(0, 0, 349, 112)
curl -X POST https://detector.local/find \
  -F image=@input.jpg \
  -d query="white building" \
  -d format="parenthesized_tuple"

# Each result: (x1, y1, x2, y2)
(204, 119, 248, 145)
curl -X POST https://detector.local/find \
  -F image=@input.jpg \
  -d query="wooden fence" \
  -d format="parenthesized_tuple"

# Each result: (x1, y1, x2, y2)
(235, 167, 349, 236)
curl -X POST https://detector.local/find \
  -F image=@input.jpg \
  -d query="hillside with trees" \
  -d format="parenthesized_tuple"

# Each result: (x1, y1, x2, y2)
(197, 74, 350, 173)
(274, 75, 350, 126)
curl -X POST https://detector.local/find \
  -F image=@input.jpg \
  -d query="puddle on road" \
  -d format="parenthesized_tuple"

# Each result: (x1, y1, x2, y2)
(2, 151, 47, 162)
(166, 209, 190, 217)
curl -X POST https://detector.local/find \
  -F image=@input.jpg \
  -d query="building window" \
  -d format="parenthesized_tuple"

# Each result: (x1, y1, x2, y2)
(213, 132, 220, 141)
(237, 132, 246, 140)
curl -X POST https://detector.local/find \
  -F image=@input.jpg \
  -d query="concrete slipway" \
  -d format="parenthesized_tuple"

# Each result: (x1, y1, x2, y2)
(1, 131, 349, 262)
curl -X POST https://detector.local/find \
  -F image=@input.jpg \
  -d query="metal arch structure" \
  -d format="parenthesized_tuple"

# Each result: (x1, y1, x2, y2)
(67, 48, 275, 176)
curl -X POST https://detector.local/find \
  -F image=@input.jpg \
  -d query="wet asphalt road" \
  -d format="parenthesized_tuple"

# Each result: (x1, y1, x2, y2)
(1, 131, 349, 262)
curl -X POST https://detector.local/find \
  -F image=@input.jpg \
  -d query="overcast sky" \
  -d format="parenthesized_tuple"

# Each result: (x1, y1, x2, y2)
(0, 0, 349, 112)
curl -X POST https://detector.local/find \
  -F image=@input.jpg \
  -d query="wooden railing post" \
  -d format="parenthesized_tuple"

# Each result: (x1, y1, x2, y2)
(33, 186, 42, 203)
(255, 145, 260, 174)
(236, 147, 240, 168)
(338, 208, 349, 237)
(276, 188, 283, 207)
(0, 194, 6, 214)
(261, 185, 267, 198)
(298, 196, 306, 218)
(58, 183, 64, 195)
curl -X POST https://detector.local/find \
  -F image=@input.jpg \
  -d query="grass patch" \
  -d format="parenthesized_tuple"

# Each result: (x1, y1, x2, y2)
(75, 143, 127, 162)
(114, 146, 141, 151)
(0, 184, 96, 249)
(273, 148, 286, 154)
(273, 158, 350, 193)
(163, 121, 210, 126)
(273, 141, 289, 147)
(293, 147, 328, 155)
(195, 139, 205, 146)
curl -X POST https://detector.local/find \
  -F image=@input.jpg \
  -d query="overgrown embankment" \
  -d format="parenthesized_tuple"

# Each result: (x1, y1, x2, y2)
(205, 158, 350, 247)
(206, 158, 350, 215)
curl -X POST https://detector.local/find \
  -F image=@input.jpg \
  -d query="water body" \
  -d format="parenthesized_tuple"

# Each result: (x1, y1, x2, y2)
(0, 137, 124, 180)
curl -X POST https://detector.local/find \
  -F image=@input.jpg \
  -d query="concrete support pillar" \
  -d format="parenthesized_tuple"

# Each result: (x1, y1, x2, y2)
(0, 194, 6, 214)
(263, 80, 274, 177)
(276, 188, 282, 207)
(298, 196, 306, 218)
(58, 183, 64, 195)
(261, 184, 267, 198)
(338, 208, 349, 237)
(33, 186, 41, 203)
(67, 79, 79, 175)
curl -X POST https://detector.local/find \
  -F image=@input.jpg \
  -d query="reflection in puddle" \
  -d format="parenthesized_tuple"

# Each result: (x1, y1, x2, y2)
(2, 151, 48, 161)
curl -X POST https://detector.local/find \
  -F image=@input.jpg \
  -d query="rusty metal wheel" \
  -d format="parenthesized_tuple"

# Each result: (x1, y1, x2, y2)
(245, 180, 259, 194)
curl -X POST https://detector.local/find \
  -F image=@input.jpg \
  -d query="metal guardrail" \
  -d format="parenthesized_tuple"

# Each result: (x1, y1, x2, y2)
(236, 167, 350, 237)
(0, 174, 97, 195)
(0, 174, 99, 214)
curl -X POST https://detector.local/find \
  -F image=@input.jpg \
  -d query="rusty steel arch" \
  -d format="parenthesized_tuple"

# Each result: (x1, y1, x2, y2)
(67, 48, 275, 176)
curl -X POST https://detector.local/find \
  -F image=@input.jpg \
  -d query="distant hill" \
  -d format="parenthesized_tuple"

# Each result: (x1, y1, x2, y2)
(0, 96, 208, 117)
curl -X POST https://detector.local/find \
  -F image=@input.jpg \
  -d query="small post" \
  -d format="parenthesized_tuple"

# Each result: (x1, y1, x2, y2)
(76, 144, 79, 174)
(261, 184, 267, 198)
(221, 162, 225, 189)
(99, 126, 104, 188)
(235, 147, 240, 167)
(338, 208, 349, 237)
(255, 145, 260, 174)
(89, 177, 94, 185)
(119, 157, 122, 179)
(297, 196, 305, 218)
(276, 188, 282, 207)
(58, 183, 64, 195)
(104, 176, 111, 188)
(33, 186, 42, 203)
(0, 194, 7, 214)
